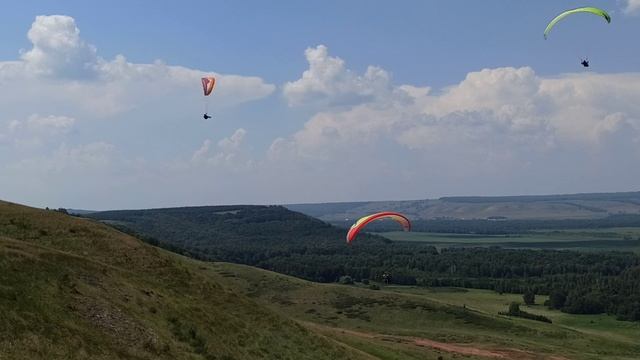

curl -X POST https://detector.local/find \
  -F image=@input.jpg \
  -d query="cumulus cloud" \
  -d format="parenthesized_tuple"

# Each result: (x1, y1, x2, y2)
(283, 45, 391, 107)
(20, 15, 98, 78)
(192, 128, 251, 168)
(275, 64, 640, 158)
(0, 15, 275, 118)
(268, 46, 640, 202)
(624, 0, 640, 14)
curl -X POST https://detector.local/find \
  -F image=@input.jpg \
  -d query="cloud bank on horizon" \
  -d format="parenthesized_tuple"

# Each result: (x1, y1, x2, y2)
(0, 14, 639, 209)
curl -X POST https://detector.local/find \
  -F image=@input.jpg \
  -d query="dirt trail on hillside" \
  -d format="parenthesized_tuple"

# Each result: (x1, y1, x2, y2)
(303, 322, 570, 360)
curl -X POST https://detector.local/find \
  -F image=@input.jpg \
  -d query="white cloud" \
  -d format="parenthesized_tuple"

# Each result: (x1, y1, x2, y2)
(10, 114, 75, 133)
(275, 64, 640, 159)
(191, 128, 251, 168)
(6, 141, 115, 176)
(267, 46, 640, 202)
(20, 15, 98, 79)
(1, 114, 76, 150)
(624, 0, 640, 14)
(283, 45, 391, 107)
(0, 15, 275, 120)
(96, 55, 275, 109)
(192, 139, 213, 163)
(0, 15, 276, 208)
(218, 128, 247, 151)
(49, 141, 115, 171)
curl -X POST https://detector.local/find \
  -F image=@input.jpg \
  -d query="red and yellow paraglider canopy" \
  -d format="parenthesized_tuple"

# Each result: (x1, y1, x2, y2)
(346, 212, 411, 244)
(201, 76, 216, 96)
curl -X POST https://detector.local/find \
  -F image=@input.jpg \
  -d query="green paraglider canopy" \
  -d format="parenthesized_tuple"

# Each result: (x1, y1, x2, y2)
(544, 7, 611, 39)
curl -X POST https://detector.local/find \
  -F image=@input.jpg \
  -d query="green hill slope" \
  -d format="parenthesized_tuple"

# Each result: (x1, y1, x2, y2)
(0, 200, 364, 360)
(207, 262, 640, 360)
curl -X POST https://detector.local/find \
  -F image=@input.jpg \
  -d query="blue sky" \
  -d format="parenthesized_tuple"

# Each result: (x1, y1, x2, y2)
(1, 1, 640, 209)
(3, 1, 637, 85)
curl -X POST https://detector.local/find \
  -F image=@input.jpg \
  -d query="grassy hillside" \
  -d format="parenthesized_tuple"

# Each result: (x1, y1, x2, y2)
(286, 190, 640, 221)
(208, 262, 640, 360)
(0, 200, 364, 360)
(384, 286, 640, 345)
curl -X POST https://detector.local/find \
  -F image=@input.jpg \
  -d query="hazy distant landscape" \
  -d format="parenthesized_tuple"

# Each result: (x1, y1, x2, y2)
(286, 191, 640, 222)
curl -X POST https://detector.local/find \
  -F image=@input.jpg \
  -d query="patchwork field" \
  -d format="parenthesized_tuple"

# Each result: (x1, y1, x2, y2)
(381, 228, 640, 253)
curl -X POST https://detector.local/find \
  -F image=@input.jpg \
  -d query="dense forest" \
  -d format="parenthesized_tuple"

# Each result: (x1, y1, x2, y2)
(87, 205, 640, 322)
(330, 214, 640, 234)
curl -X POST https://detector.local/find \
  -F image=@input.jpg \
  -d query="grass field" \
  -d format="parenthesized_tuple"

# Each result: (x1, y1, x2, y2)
(380, 228, 640, 253)
(384, 286, 640, 345)
(209, 262, 640, 360)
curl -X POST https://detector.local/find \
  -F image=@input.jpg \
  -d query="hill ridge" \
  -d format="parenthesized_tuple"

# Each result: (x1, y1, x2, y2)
(285, 190, 640, 221)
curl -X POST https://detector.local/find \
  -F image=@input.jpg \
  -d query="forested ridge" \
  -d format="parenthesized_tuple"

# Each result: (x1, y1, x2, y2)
(88, 205, 640, 322)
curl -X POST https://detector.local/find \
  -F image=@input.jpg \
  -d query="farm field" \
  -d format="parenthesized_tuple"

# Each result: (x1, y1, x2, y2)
(381, 228, 640, 253)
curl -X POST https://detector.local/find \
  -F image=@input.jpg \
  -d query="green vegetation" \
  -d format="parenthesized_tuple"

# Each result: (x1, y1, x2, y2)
(334, 215, 640, 235)
(381, 228, 640, 252)
(209, 262, 640, 359)
(381, 286, 640, 346)
(0, 200, 364, 359)
(499, 302, 552, 323)
(88, 205, 640, 322)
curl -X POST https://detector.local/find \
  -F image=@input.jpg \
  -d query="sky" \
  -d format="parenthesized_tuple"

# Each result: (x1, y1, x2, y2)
(1, 1, 640, 210)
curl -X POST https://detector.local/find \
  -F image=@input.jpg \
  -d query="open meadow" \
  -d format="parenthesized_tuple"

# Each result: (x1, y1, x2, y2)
(209, 262, 640, 360)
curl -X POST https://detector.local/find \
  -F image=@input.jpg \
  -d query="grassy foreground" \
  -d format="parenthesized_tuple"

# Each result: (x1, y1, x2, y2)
(0, 200, 364, 360)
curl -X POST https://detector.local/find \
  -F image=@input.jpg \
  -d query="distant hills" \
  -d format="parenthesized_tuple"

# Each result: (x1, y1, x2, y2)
(66, 208, 97, 215)
(286, 191, 640, 222)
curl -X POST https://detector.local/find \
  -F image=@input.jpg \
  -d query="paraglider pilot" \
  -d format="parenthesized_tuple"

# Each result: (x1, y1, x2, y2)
(201, 76, 216, 120)
(581, 59, 589, 67)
